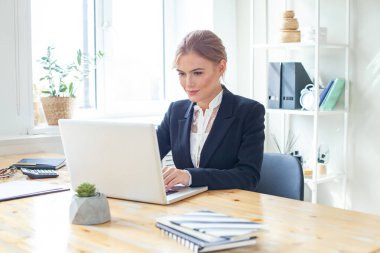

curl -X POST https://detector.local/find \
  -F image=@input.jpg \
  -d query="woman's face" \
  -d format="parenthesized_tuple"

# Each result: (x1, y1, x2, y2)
(176, 52, 226, 110)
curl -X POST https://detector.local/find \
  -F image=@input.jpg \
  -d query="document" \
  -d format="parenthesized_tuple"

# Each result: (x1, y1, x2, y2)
(0, 181, 70, 201)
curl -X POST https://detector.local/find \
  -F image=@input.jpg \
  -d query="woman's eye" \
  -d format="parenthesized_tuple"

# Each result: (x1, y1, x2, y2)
(178, 72, 185, 77)
(194, 71, 203, 76)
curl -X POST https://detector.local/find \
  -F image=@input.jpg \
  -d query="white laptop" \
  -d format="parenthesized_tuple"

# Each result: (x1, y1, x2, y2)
(59, 119, 207, 205)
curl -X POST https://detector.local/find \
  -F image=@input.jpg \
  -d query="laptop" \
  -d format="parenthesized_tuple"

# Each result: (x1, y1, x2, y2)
(59, 119, 207, 205)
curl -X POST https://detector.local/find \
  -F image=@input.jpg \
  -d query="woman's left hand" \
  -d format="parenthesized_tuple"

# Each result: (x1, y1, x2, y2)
(162, 166, 190, 190)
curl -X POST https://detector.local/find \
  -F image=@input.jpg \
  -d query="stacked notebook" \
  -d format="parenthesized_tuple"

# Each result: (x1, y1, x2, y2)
(13, 158, 66, 170)
(319, 78, 346, 110)
(156, 210, 263, 252)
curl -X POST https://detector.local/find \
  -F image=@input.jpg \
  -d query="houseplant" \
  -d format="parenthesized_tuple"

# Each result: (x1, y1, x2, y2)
(38, 46, 103, 125)
(69, 182, 111, 225)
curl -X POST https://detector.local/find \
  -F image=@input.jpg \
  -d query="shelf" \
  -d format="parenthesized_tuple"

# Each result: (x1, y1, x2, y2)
(304, 173, 344, 185)
(252, 42, 349, 50)
(251, 0, 350, 205)
(266, 109, 347, 116)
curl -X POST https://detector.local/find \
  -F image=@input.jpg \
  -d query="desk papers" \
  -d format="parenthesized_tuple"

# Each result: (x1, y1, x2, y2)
(0, 181, 69, 201)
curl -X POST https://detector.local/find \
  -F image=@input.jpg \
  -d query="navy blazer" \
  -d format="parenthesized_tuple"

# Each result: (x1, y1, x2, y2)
(157, 86, 265, 191)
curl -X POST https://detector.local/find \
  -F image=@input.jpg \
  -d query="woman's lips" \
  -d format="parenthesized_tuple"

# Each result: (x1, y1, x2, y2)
(187, 90, 199, 96)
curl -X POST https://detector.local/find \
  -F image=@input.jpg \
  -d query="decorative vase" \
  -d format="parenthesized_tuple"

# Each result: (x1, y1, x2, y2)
(40, 96, 75, 125)
(70, 193, 111, 225)
(280, 10, 301, 43)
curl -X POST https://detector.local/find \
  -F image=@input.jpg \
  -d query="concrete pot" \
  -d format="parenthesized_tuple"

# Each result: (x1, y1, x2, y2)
(70, 193, 111, 225)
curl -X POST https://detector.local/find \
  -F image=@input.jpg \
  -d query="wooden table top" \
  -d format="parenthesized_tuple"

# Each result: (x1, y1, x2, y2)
(1, 153, 380, 252)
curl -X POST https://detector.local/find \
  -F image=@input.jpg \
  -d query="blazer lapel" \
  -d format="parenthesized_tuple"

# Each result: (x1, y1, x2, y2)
(200, 88, 235, 167)
(177, 102, 194, 167)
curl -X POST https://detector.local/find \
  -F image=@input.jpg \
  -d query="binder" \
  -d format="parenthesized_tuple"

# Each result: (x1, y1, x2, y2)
(268, 62, 282, 109)
(281, 62, 313, 109)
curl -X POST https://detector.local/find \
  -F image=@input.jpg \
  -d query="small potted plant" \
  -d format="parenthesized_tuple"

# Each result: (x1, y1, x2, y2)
(38, 46, 103, 125)
(69, 182, 111, 225)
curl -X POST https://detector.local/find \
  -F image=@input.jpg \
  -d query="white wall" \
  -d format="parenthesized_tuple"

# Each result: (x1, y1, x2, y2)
(235, 0, 252, 98)
(347, 0, 380, 215)
(0, 0, 33, 136)
(213, 0, 238, 93)
(0, 135, 63, 156)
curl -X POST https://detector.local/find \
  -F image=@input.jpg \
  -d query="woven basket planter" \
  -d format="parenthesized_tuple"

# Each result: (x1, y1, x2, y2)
(41, 97, 75, 125)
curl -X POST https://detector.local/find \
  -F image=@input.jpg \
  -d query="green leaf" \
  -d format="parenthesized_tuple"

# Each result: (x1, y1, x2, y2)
(59, 84, 67, 92)
(77, 49, 82, 66)
(68, 82, 74, 96)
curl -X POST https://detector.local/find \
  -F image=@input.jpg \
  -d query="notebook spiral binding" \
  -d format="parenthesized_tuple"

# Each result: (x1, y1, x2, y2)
(160, 228, 200, 252)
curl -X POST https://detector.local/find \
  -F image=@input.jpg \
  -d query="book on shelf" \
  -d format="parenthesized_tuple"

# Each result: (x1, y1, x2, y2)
(319, 79, 335, 106)
(13, 158, 66, 170)
(320, 78, 345, 111)
(156, 210, 263, 252)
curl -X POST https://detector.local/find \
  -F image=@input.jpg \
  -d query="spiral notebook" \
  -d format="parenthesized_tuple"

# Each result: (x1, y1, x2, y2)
(156, 210, 262, 252)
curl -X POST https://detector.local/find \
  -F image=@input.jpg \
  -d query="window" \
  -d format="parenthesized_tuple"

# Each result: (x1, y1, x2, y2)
(31, 0, 216, 125)
(31, 0, 96, 124)
(98, 0, 165, 116)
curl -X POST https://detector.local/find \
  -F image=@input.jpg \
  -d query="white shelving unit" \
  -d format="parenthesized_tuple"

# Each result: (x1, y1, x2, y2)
(250, 0, 350, 205)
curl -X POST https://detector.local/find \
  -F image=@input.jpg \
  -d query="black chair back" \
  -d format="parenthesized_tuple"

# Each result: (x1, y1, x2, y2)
(256, 153, 304, 200)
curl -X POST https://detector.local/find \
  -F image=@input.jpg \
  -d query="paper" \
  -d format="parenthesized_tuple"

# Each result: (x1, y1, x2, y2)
(0, 181, 70, 201)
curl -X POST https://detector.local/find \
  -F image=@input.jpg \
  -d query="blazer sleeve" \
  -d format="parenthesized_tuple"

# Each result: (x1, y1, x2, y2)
(186, 102, 265, 191)
(156, 103, 173, 160)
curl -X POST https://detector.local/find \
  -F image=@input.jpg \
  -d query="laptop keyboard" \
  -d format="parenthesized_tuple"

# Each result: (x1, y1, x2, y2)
(166, 189, 178, 196)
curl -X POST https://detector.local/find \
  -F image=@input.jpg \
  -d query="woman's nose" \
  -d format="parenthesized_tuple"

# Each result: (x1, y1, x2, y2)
(185, 75, 193, 87)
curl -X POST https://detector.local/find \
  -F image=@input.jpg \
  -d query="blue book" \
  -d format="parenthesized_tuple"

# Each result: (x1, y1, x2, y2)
(320, 78, 345, 111)
(319, 79, 334, 106)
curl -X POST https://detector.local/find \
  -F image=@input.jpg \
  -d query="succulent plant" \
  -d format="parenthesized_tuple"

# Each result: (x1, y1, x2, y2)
(75, 182, 97, 197)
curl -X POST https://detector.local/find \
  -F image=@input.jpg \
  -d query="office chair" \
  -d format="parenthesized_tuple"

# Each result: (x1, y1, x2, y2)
(256, 153, 304, 200)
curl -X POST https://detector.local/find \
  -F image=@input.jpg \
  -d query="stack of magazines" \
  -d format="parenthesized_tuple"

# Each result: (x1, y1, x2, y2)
(156, 210, 263, 252)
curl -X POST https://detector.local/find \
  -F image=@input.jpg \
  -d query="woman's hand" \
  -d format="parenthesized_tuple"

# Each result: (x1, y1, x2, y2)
(162, 166, 190, 190)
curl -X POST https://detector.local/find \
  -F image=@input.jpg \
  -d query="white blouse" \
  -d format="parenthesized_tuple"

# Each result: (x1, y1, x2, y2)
(190, 90, 223, 168)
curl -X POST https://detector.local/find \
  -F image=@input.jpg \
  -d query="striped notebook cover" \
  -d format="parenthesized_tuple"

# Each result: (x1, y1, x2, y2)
(156, 210, 262, 252)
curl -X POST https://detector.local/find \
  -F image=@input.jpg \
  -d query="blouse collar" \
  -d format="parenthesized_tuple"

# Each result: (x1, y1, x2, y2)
(194, 89, 224, 111)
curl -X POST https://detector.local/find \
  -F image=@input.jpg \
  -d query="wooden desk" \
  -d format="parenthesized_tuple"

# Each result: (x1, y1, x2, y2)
(1, 153, 380, 252)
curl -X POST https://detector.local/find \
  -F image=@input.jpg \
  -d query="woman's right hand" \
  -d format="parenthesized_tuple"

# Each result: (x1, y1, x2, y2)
(162, 166, 190, 190)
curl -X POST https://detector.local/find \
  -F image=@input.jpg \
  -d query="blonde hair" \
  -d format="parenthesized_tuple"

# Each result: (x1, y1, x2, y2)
(174, 30, 227, 67)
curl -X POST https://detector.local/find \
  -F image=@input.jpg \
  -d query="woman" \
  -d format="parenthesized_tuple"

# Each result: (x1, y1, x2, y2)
(157, 30, 265, 191)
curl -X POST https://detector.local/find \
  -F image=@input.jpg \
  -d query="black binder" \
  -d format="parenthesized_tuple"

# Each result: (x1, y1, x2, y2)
(281, 62, 313, 109)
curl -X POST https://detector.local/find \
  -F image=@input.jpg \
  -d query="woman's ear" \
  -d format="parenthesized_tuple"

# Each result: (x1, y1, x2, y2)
(218, 59, 227, 75)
